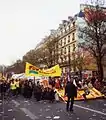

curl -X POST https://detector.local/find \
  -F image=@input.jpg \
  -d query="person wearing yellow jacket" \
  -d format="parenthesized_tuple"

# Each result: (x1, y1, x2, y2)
(10, 80, 17, 96)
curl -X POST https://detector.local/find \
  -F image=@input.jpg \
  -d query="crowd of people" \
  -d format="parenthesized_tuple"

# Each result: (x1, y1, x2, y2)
(0, 75, 103, 112)
(0, 76, 101, 100)
(0, 78, 59, 103)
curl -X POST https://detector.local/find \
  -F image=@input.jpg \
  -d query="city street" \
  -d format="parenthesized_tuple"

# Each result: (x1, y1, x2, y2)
(0, 0, 106, 120)
(0, 96, 106, 120)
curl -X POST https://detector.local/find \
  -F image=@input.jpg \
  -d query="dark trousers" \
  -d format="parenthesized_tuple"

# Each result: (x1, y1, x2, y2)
(66, 96, 74, 111)
(23, 87, 28, 98)
(11, 89, 16, 96)
(27, 89, 32, 98)
(36, 92, 41, 101)
(16, 87, 20, 95)
(0, 92, 5, 99)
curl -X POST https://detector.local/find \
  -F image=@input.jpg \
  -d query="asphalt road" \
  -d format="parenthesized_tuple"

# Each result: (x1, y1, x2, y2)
(0, 96, 106, 120)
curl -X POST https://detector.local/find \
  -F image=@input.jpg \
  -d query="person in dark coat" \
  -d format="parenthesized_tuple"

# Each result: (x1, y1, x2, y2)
(0, 80, 7, 99)
(49, 77, 52, 86)
(65, 80, 77, 112)
(27, 81, 33, 98)
(41, 87, 47, 100)
(51, 78, 56, 88)
(48, 88, 55, 102)
(36, 83, 42, 101)
(23, 80, 29, 98)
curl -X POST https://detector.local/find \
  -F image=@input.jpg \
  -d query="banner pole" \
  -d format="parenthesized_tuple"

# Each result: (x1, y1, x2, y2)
(34, 76, 35, 85)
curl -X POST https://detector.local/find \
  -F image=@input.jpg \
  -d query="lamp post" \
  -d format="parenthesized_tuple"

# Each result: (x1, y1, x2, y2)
(2, 65, 5, 79)
(68, 52, 71, 73)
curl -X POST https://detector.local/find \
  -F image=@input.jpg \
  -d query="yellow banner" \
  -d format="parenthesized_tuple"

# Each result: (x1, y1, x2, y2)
(25, 62, 62, 77)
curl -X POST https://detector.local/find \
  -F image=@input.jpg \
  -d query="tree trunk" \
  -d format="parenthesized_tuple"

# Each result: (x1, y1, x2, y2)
(97, 57, 104, 82)
(79, 70, 82, 80)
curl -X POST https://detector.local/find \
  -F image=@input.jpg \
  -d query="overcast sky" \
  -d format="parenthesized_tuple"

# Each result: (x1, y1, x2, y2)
(0, 0, 83, 65)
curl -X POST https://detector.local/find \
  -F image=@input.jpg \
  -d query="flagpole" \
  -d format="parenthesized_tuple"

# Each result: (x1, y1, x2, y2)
(34, 76, 35, 85)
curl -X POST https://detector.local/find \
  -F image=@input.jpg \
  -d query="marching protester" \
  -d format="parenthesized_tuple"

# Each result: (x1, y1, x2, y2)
(83, 82, 90, 101)
(48, 87, 55, 102)
(0, 80, 7, 99)
(23, 80, 29, 98)
(65, 80, 77, 112)
(27, 81, 33, 98)
(35, 81, 42, 101)
(10, 79, 17, 97)
(15, 79, 20, 96)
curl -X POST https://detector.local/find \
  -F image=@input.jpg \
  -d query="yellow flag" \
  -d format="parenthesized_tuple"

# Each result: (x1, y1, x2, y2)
(25, 62, 61, 77)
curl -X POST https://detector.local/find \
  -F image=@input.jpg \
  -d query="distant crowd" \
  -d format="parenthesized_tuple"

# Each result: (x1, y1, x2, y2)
(0, 78, 59, 102)
(0, 75, 104, 112)
(0, 76, 101, 100)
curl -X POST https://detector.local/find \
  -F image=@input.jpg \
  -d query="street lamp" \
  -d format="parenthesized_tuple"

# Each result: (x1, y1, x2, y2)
(68, 52, 71, 72)
(1, 65, 5, 79)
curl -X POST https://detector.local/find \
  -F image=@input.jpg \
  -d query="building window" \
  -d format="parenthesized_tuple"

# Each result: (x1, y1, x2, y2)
(64, 56, 67, 61)
(64, 38, 66, 45)
(68, 36, 70, 43)
(68, 46, 70, 52)
(68, 25, 70, 30)
(73, 44, 76, 51)
(61, 30, 63, 35)
(64, 27, 67, 33)
(64, 48, 66, 54)
(72, 33, 75, 41)
(61, 49, 63, 55)
(60, 57, 63, 63)
(61, 40, 62, 46)
(73, 22, 75, 26)
(65, 68, 67, 72)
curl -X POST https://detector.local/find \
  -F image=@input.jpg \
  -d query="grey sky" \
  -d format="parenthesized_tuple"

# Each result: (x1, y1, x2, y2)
(0, 0, 82, 65)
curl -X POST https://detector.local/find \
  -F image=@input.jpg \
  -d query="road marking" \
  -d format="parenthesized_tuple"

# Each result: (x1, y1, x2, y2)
(20, 108, 39, 120)
(12, 100, 20, 107)
(12, 100, 38, 119)
(74, 104, 106, 116)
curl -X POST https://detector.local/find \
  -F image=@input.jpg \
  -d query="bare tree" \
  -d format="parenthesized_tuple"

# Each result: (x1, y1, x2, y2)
(43, 36, 59, 68)
(22, 36, 59, 68)
(79, 1, 106, 81)
(6, 60, 25, 74)
(71, 48, 96, 79)
(23, 49, 37, 65)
